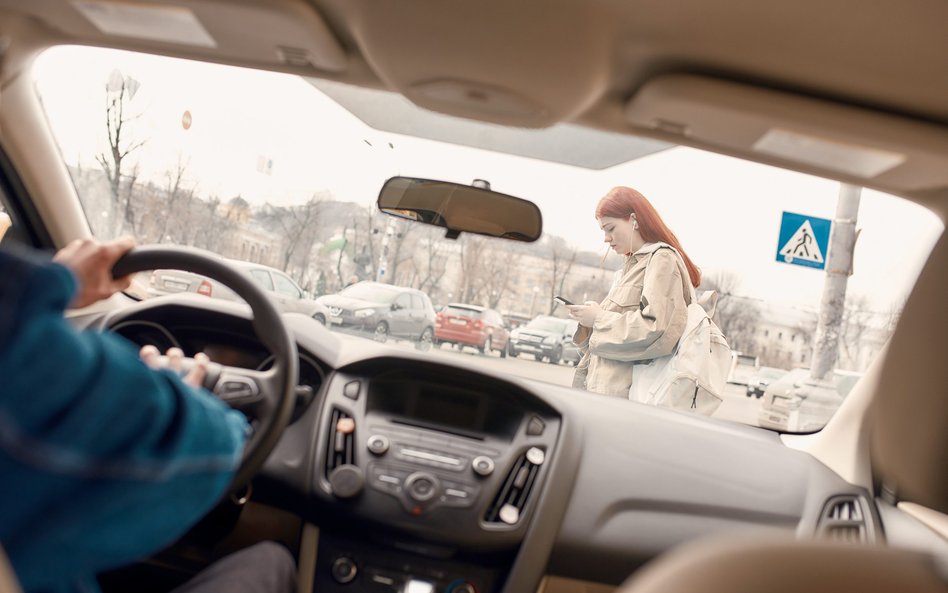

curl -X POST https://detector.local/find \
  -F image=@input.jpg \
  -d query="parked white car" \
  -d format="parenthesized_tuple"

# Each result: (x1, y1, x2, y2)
(758, 368, 863, 432)
(148, 260, 331, 324)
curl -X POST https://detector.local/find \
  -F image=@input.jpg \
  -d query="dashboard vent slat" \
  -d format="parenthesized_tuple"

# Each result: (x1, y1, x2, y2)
(324, 408, 355, 480)
(485, 449, 544, 525)
(817, 495, 871, 543)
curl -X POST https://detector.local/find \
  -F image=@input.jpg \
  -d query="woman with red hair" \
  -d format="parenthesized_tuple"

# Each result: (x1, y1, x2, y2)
(567, 186, 700, 398)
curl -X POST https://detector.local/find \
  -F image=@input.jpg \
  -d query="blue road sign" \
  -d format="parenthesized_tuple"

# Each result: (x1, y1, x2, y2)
(776, 211, 832, 270)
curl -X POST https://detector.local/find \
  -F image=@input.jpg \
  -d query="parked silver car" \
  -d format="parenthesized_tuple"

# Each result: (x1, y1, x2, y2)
(317, 281, 437, 347)
(147, 260, 331, 324)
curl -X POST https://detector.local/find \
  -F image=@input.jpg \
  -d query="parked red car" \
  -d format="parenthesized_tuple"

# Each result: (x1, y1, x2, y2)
(435, 303, 509, 357)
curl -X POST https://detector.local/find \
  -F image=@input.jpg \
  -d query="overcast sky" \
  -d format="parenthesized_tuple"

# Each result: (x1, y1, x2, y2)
(34, 46, 943, 312)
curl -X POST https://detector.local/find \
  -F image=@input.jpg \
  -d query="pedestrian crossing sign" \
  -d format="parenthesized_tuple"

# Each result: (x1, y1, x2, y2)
(776, 211, 832, 270)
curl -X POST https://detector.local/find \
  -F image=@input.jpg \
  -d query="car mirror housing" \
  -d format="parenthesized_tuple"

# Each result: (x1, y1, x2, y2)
(377, 176, 543, 242)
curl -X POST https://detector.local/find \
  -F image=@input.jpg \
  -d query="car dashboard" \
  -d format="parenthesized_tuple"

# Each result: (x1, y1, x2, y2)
(74, 293, 893, 593)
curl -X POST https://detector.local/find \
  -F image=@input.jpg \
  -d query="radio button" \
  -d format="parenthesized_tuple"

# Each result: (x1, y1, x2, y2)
(367, 434, 390, 455)
(472, 456, 495, 477)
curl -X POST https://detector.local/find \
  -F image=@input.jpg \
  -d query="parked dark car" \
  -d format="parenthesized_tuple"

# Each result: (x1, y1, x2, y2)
(745, 367, 788, 398)
(146, 260, 331, 323)
(317, 281, 436, 348)
(502, 312, 533, 330)
(435, 303, 509, 356)
(507, 315, 578, 364)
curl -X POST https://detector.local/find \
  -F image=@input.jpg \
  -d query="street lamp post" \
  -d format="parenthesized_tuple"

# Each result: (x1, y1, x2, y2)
(530, 286, 539, 316)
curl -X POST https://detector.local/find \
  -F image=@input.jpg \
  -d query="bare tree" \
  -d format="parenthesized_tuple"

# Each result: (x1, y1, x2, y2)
(547, 237, 577, 314)
(155, 156, 194, 243)
(701, 271, 761, 354)
(414, 227, 450, 297)
(95, 72, 145, 237)
(259, 194, 327, 274)
(456, 235, 488, 303)
(837, 295, 876, 369)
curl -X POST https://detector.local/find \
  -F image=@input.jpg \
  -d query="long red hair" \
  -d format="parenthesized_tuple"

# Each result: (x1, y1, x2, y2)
(596, 186, 701, 288)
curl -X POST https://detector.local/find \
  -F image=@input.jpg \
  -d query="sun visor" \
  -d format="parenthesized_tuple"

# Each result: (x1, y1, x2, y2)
(624, 75, 948, 194)
(49, 0, 347, 73)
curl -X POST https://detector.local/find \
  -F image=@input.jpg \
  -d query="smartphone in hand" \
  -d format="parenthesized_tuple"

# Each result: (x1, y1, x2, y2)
(553, 295, 574, 306)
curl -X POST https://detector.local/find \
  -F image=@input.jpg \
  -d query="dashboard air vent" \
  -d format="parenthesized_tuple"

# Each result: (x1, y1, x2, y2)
(324, 408, 355, 481)
(485, 447, 545, 525)
(817, 495, 870, 543)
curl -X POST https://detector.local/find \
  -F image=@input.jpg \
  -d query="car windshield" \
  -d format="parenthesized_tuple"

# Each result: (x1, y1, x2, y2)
(526, 319, 569, 334)
(33, 46, 943, 433)
(340, 284, 400, 304)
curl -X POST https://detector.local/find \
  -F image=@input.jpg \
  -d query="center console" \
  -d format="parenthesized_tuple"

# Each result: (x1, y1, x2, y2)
(308, 362, 561, 593)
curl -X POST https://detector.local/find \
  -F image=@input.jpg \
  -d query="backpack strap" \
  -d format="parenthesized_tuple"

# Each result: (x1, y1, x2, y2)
(640, 242, 695, 306)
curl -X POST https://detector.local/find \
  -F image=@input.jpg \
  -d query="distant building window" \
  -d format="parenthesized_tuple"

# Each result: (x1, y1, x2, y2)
(778, 332, 783, 340)
(761, 347, 767, 354)
(792, 334, 797, 342)
(764, 329, 770, 337)
(801, 352, 806, 363)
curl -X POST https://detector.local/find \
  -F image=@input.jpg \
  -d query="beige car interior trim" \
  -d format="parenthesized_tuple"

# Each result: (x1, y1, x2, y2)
(297, 523, 319, 593)
(0, 42, 92, 245)
(781, 344, 885, 491)
(899, 503, 948, 542)
(870, 233, 948, 515)
(617, 535, 948, 593)
(538, 575, 615, 593)
(625, 75, 948, 196)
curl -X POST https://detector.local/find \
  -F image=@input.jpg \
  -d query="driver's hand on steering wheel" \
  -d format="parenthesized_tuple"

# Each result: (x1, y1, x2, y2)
(140, 345, 210, 389)
(54, 237, 136, 308)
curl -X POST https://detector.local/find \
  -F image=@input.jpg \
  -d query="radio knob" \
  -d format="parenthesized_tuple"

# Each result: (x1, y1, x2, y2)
(367, 434, 390, 455)
(330, 556, 358, 584)
(405, 472, 440, 502)
(472, 456, 495, 477)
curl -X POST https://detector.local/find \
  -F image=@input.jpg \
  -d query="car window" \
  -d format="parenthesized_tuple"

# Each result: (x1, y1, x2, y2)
(394, 294, 412, 309)
(527, 318, 569, 334)
(272, 272, 302, 298)
(443, 305, 481, 317)
(32, 45, 943, 433)
(340, 284, 400, 303)
(409, 294, 424, 311)
(249, 269, 274, 291)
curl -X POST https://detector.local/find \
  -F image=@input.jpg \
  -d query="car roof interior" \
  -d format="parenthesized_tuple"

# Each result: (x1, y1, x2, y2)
(0, 1, 945, 592)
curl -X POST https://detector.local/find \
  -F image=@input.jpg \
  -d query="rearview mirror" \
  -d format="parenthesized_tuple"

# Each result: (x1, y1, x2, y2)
(377, 176, 543, 242)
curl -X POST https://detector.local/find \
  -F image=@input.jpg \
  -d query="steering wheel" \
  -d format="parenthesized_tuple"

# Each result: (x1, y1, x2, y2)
(113, 246, 299, 489)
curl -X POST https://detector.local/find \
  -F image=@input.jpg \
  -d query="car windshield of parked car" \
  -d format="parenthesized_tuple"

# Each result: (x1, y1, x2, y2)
(33, 46, 943, 433)
(340, 284, 400, 304)
(525, 318, 569, 334)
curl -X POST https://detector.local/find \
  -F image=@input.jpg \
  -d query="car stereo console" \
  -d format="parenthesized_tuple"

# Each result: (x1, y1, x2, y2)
(309, 367, 560, 593)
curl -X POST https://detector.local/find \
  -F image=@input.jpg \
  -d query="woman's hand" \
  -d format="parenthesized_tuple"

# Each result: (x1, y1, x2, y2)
(53, 237, 135, 308)
(567, 301, 602, 328)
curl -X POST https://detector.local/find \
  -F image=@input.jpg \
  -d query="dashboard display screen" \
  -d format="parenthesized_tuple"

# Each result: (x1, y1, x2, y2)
(410, 389, 483, 432)
(368, 378, 522, 438)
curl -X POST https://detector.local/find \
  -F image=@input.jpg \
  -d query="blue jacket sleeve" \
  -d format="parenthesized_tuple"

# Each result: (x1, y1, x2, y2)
(0, 249, 249, 592)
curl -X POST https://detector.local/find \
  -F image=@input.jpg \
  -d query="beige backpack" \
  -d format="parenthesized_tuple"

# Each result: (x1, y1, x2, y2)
(629, 243, 732, 415)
